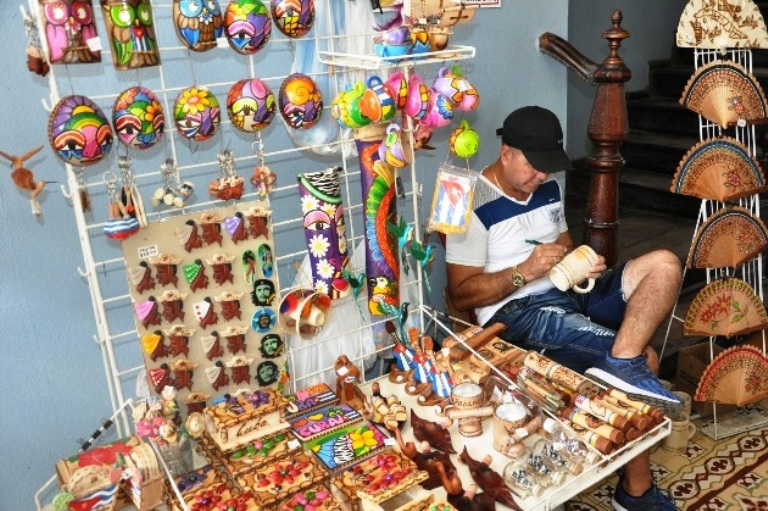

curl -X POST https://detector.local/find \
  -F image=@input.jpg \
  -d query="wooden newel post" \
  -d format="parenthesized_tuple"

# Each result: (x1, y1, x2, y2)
(585, 10, 631, 266)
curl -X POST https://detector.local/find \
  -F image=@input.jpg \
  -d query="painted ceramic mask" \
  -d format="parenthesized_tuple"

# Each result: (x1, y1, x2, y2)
(224, 0, 272, 55)
(100, 0, 160, 70)
(112, 86, 165, 149)
(227, 78, 276, 132)
(49, 95, 114, 167)
(40, 0, 101, 64)
(279, 73, 323, 129)
(270, 0, 314, 38)
(172, 0, 224, 52)
(174, 86, 221, 141)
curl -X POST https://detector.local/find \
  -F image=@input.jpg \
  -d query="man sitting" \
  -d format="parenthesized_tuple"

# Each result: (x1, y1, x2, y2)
(445, 106, 682, 511)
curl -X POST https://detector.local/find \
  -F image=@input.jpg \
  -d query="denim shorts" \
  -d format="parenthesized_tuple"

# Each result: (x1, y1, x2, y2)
(485, 263, 628, 374)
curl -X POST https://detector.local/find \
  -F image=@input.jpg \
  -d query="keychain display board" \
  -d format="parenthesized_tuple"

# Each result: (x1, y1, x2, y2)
(122, 199, 284, 409)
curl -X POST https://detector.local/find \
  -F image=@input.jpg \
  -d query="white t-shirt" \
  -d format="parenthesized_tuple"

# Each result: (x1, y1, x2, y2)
(445, 175, 569, 325)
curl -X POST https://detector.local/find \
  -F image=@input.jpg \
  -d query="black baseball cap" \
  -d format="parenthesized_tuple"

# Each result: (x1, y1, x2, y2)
(496, 106, 573, 173)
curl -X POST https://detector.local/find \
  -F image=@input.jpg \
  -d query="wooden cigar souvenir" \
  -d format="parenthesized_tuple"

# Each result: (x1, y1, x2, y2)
(523, 351, 600, 397)
(606, 389, 665, 423)
(561, 406, 624, 445)
(448, 323, 506, 361)
(595, 395, 651, 431)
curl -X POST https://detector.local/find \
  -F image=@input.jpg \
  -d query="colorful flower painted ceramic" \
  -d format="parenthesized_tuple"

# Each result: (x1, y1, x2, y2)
(270, 0, 314, 38)
(422, 87, 453, 129)
(100, 0, 159, 70)
(49, 95, 114, 167)
(227, 78, 276, 132)
(173, 86, 221, 141)
(40, 0, 101, 64)
(224, 0, 272, 55)
(278, 73, 323, 129)
(112, 86, 165, 149)
(449, 119, 480, 158)
(385, 71, 409, 110)
(404, 73, 429, 120)
(359, 75, 396, 124)
(172, 0, 224, 52)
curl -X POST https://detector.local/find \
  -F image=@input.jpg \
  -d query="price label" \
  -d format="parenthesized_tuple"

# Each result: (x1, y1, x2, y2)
(216, 37, 229, 49)
(384, 437, 397, 446)
(86, 37, 103, 52)
(138, 244, 159, 260)
(288, 439, 301, 449)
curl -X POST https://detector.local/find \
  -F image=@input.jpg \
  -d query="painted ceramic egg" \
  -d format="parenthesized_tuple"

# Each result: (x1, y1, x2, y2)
(173, 0, 225, 52)
(278, 73, 323, 129)
(112, 86, 165, 150)
(173, 86, 221, 141)
(48, 94, 113, 167)
(270, 0, 314, 38)
(227, 78, 276, 132)
(224, 0, 272, 55)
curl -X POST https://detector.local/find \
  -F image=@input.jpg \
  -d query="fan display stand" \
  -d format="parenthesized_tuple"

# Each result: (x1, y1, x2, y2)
(661, 47, 768, 440)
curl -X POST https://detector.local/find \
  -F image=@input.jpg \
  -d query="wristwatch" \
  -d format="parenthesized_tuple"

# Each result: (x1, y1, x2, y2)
(509, 266, 526, 288)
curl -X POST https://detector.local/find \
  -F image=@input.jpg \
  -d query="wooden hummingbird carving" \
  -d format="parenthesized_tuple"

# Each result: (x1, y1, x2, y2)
(1, 145, 47, 216)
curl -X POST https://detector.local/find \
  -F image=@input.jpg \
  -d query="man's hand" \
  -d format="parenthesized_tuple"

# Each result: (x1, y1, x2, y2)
(586, 255, 608, 280)
(518, 243, 570, 282)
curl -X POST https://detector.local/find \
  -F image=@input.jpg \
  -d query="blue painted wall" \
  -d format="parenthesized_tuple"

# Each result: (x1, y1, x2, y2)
(0, 1, 571, 508)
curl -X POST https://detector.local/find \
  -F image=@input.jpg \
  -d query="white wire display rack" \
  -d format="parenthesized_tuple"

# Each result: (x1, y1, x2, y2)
(660, 47, 768, 440)
(30, 0, 478, 506)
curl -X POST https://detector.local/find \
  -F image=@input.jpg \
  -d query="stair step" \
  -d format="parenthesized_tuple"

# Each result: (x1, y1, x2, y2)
(566, 166, 701, 218)
(622, 130, 698, 175)
(651, 64, 768, 99)
(627, 96, 702, 136)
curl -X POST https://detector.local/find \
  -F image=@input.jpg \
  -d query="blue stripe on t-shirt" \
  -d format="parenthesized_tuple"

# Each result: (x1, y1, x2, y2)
(475, 180, 561, 230)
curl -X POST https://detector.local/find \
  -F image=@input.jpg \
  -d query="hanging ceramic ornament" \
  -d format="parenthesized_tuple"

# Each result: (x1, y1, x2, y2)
(103, 171, 140, 240)
(39, 0, 101, 64)
(278, 73, 323, 129)
(297, 167, 351, 299)
(100, 0, 160, 70)
(152, 158, 194, 208)
(227, 78, 276, 132)
(449, 119, 480, 159)
(49, 95, 114, 167)
(117, 154, 147, 227)
(172, 0, 224, 52)
(209, 148, 244, 200)
(270, 0, 314, 38)
(224, 0, 272, 55)
(112, 86, 165, 150)
(174, 86, 221, 142)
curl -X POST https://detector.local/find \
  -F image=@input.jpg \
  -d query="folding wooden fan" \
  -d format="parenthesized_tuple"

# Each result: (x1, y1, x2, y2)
(677, 0, 768, 51)
(687, 206, 768, 269)
(671, 136, 767, 201)
(679, 60, 768, 128)
(694, 344, 768, 406)
(684, 277, 768, 338)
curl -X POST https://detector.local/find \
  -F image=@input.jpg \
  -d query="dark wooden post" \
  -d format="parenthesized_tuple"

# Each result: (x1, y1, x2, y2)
(539, 10, 631, 266)
(585, 11, 631, 266)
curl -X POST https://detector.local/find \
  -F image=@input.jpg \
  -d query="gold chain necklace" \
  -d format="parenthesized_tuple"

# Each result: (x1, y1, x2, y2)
(492, 167, 505, 194)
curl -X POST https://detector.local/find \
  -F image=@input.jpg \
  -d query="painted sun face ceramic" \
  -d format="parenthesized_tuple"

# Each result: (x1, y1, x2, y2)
(227, 78, 276, 132)
(173, 0, 224, 52)
(100, 0, 160, 70)
(224, 0, 272, 55)
(270, 0, 314, 38)
(40, 0, 101, 64)
(174, 86, 221, 141)
(112, 86, 165, 149)
(278, 73, 323, 130)
(49, 95, 114, 167)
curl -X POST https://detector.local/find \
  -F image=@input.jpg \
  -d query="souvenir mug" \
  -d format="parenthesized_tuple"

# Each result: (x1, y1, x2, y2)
(378, 123, 412, 168)
(448, 382, 485, 437)
(374, 25, 410, 45)
(662, 412, 697, 453)
(410, 28, 430, 57)
(374, 42, 411, 59)
(404, 73, 429, 119)
(549, 245, 599, 294)
(359, 75, 396, 123)
(456, 75, 480, 112)
(422, 87, 453, 129)
(100, 0, 160, 70)
(433, 66, 464, 106)
(492, 402, 529, 452)
(449, 119, 480, 158)
(342, 81, 370, 128)
(385, 71, 409, 110)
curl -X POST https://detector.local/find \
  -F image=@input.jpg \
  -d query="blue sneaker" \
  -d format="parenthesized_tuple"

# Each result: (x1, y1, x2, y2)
(585, 354, 683, 416)
(612, 476, 677, 510)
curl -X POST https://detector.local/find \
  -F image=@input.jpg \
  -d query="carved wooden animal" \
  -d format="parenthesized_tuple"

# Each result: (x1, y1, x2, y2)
(1, 146, 46, 215)
(435, 462, 496, 511)
(459, 447, 522, 510)
(410, 409, 455, 454)
(393, 428, 457, 490)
